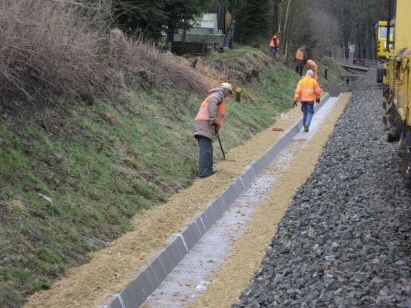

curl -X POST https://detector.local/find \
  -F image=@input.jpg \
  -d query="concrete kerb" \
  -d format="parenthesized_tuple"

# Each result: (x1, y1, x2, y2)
(105, 93, 331, 308)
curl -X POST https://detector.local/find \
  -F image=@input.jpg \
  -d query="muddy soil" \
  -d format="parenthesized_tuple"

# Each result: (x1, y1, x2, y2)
(23, 93, 350, 308)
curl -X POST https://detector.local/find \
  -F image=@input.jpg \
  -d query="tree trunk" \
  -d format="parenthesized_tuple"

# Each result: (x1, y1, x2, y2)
(270, 0, 281, 34)
(97, 0, 111, 57)
(181, 29, 187, 43)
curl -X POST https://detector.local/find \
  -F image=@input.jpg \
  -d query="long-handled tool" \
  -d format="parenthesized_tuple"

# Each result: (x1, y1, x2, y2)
(217, 135, 225, 159)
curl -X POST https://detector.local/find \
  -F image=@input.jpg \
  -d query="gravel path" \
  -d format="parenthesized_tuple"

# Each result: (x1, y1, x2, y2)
(233, 68, 411, 308)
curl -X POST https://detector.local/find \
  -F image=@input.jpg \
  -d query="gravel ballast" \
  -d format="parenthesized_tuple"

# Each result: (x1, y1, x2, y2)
(233, 68, 411, 308)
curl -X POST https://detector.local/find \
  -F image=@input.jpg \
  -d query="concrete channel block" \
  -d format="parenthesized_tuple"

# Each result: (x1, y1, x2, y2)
(145, 236, 189, 277)
(199, 206, 218, 230)
(120, 273, 150, 308)
(239, 166, 257, 189)
(206, 197, 225, 222)
(181, 221, 203, 251)
(107, 296, 123, 308)
(141, 266, 160, 295)
(158, 244, 179, 274)
(251, 154, 272, 175)
(150, 257, 168, 284)
(167, 235, 189, 262)
(194, 215, 207, 235)
(219, 178, 246, 211)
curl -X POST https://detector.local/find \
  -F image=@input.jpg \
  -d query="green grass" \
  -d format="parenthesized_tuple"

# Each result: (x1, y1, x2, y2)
(0, 46, 345, 308)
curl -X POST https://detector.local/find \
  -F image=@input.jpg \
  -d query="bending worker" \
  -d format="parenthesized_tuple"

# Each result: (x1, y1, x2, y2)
(306, 59, 319, 79)
(293, 70, 321, 132)
(269, 32, 281, 58)
(194, 83, 233, 178)
(294, 45, 307, 76)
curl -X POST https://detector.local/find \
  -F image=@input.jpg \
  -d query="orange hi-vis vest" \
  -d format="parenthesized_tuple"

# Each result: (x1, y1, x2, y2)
(195, 95, 226, 126)
(270, 35, 280, 48)
(294, 76, 321, 102)
(295, 49, 304, 60)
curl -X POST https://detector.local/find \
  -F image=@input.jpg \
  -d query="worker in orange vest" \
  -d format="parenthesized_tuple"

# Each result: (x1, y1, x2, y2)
(293, 70, 321, 132)
(306, 59, 319, 79)
(194, 83, 233, 178)
(294, 45, 307, 76)
(269, 32, 281, 58)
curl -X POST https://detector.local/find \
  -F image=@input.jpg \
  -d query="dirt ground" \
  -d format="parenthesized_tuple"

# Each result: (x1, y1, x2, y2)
(23, 93, 351, 308)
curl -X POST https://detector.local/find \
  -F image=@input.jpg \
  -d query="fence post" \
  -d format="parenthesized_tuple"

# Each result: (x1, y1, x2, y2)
(236, 87, 242, 102)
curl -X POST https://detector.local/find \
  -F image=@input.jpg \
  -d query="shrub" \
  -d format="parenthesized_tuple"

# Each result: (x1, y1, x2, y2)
(0, 0, 208, 105)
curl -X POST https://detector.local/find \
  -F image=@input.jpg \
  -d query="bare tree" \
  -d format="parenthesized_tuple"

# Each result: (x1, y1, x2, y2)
(309, 6, 340, 59)
(283, 0, 390, 61)
(270, 0, 281, 34)
(97, 0, 111, 55)
(322, 0, 389, 60)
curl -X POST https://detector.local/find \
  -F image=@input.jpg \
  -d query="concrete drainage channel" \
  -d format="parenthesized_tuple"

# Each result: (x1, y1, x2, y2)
(104, 94, 333, 308)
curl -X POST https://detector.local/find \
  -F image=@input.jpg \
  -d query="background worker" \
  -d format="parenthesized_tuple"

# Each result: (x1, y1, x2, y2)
(306, 59, 319, 79)
(194, 83, 233, 178)
(269, 32, 281, 58)
(293, 70, 321, 132)
(294, 45, 307, 76)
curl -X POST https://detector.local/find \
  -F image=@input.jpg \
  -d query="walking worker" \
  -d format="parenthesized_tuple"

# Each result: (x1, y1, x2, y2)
(293, 70, 321, 132)
(294, 45, 307, 76)
(194, 82, 233, 178)
(269, 32, 281, 58)
(306, 59, 319, 79)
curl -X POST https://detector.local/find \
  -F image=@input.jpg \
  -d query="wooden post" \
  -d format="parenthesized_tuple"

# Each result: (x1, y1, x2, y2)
(236, 87, 242, 102)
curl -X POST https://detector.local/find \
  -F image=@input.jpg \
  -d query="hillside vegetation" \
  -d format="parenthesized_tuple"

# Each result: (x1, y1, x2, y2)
(0, 2, 346, 307)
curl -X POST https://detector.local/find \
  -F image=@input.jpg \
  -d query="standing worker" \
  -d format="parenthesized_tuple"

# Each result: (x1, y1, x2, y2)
(294, 45, 307, 76)
(306, 59, 319, 79)
(194, 83, 233, 178)
(269, 32, 281, 58)
(293, 70, 321, 132)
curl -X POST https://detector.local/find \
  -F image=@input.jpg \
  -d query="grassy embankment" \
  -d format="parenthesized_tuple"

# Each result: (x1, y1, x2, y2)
(0, 2, 346, 307)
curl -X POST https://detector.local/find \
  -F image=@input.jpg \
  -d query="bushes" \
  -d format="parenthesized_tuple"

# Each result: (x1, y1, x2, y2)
(0, 0, 108, 102)
(0, 0, 208, 105)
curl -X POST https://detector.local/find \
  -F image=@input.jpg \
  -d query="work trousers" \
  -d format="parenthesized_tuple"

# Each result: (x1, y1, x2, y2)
(301, 101, 315, 127)
(295, 59, 304, 76)
(271, 47, 278, 57)
(196, 135, 214, 177)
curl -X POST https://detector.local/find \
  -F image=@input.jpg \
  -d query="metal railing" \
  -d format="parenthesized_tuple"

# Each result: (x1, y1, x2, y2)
(339, 58, 379, 67)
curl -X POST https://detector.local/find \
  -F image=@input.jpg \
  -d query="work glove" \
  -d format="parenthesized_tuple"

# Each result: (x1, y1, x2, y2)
(209, 117, 216, 124)
(316, 99, 320, 104)
(215, 132, 220, 138)
(293, 101, 297, 108)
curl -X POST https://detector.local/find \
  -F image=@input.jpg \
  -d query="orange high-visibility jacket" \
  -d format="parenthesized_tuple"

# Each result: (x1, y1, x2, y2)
(195, 95, 226, 126)
(306, 59, 319, 79)
(270, 35, 280, 48)
(295, 49, 305, 61)
(306, 59, 318, 70)
(294, 76, 321, 102)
